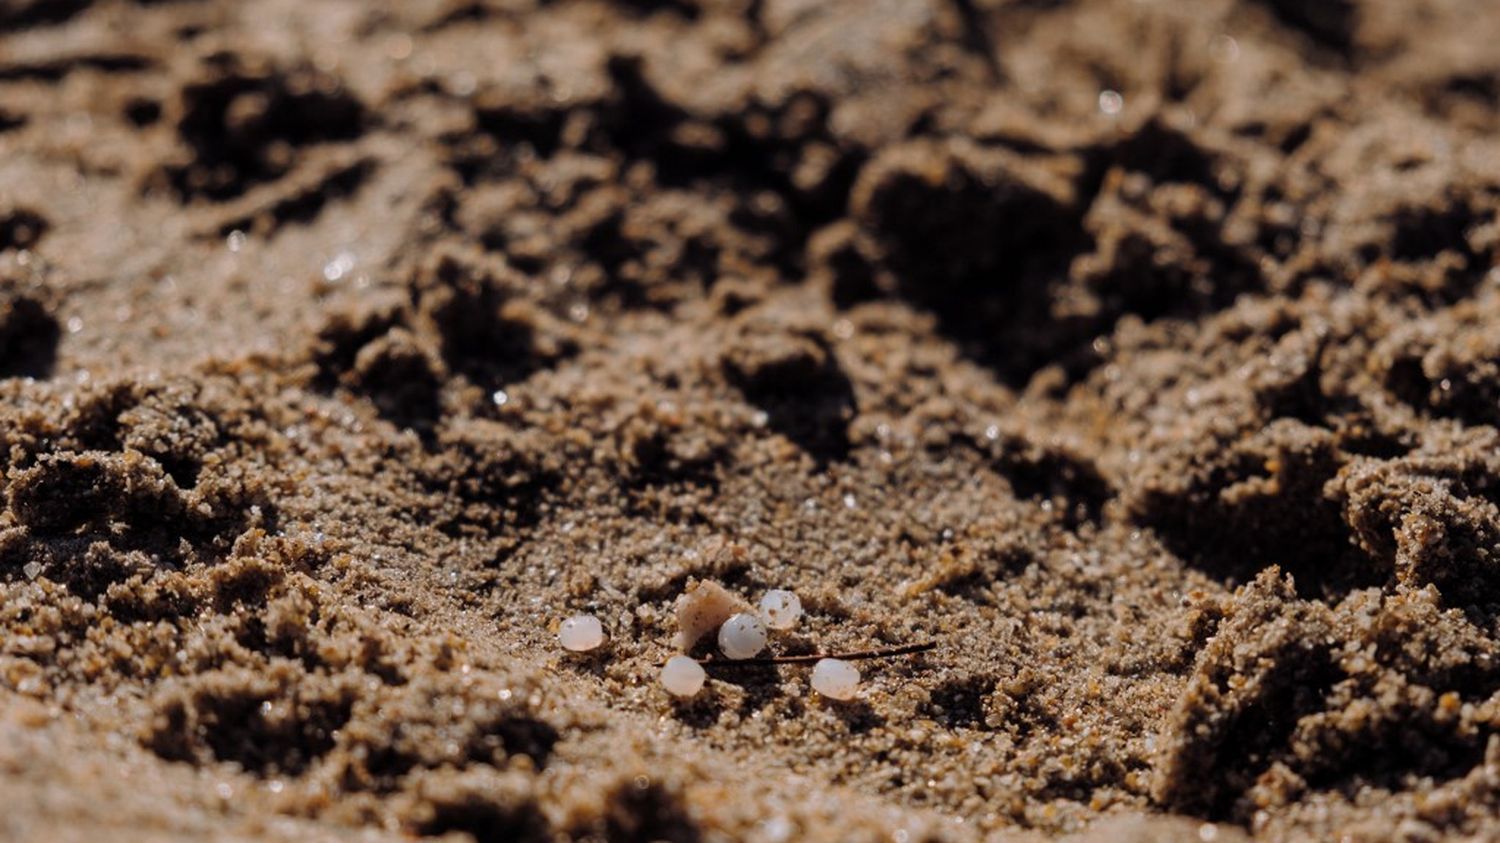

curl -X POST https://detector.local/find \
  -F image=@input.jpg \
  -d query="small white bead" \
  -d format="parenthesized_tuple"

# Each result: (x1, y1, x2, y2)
(660, 655, 707, 697)
(718, 612, 768, 659)
(811, 658, 860, 700)
(758, 589, 802, 630)
(558, 614, 606, 652)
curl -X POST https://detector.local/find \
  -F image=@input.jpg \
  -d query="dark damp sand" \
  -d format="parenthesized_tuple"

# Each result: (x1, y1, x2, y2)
(4, 1, 1500, 840)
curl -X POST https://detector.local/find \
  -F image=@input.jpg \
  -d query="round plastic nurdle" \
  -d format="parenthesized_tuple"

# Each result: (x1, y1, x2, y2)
(759, 589, 802, 631)
(558, 614, 606, 652)
(661, 655, 707, 697)
(811, 658, 860, 700)
(718, 612, 768, 659)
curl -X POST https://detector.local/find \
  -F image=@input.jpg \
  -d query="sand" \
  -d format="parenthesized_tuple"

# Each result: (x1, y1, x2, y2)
(4, 0, 1500, 840)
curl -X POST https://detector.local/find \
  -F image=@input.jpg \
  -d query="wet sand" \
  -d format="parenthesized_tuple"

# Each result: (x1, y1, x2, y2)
(4, 1, 1500, 840)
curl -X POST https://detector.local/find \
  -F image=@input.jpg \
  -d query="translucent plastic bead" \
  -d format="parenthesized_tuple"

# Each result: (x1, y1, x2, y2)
(558, 614, 606, 652)
(811, 658, 860, 700)
(759, 589, 802, 631)
(718, 612, 768, 659)
(661, 655, 707, 697)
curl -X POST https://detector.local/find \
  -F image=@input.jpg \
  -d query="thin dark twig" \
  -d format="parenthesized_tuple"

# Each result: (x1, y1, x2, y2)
(695, 640, 937, 668)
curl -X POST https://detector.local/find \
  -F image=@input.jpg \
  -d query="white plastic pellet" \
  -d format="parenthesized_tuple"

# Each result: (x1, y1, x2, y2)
(811, 658, 860, 700)
(660, 655, 707, 697)
(758, 589, 802, 630)
(558, 614, 606, 652)
(718, 612, 768, 659)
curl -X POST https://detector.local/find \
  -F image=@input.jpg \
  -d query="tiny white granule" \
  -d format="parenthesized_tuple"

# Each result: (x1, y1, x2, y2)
(660, 655, 706, 697)
(758, 816, 796, 843)
(323, 251, 356, 282)
(811, 658, 860, 700)
(759, 589, 802, 631)
(558, 614, 606, 652)
(718, 612, 768, 659)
